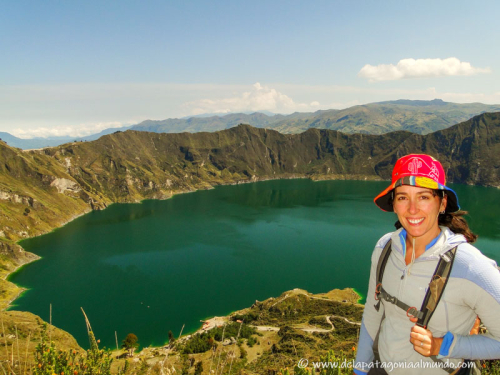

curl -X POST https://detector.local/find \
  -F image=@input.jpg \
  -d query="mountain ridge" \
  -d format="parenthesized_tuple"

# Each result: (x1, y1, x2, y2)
(4, 100, 500, 150)
(1, 111, 498, 246)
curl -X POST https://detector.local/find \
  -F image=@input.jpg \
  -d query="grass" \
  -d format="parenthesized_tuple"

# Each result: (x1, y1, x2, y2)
(2, 287, 500, 374)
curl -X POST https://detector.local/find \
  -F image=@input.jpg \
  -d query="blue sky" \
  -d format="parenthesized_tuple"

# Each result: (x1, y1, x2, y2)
(1, 0, 499, 137)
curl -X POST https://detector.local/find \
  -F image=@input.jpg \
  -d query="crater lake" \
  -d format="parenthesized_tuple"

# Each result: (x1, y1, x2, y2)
(8, 179, 500, 349)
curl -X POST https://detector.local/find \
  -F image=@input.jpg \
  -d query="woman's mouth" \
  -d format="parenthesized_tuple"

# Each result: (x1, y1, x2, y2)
(407, 217, 424, 225)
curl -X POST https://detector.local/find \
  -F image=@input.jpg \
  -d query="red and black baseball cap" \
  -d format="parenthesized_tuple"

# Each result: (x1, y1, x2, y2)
(374, 154, 460, 213)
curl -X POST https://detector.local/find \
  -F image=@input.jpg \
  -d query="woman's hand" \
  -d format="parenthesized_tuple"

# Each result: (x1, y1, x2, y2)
(409, 317, 443, 356)
(469, 316, 480, 335)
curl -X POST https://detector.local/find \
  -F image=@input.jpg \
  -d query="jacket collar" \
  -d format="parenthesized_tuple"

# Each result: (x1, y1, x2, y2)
(390, 226, 467, 261)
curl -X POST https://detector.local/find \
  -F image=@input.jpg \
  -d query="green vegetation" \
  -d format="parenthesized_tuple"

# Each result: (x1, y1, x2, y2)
(121, 333, 139, 357)
(168, 330, 176, 344)
(211, 322, 258, 341)
(194, 360, 203, 375)
(231, 312, 259, 323)
(180, 333, 213, 354)
(31, 323, 126, 375)
(279, 349, 355, 375)
(483, 360, 500, 374)
(179, 322, 258, 354)
(247, 336, 257, 347)
(308, 316, 333, 330)
(3, 288, 499, 374)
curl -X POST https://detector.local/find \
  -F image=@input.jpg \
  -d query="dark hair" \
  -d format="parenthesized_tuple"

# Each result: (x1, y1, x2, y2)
(394, 211, 477, 243)
(391, 190, 478, 243)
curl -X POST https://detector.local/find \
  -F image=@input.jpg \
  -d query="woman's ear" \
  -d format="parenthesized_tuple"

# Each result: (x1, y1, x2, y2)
(440, 194, 448, 213)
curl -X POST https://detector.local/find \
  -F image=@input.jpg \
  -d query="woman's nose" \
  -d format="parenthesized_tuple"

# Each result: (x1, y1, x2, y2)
(408, 199, 419, 214)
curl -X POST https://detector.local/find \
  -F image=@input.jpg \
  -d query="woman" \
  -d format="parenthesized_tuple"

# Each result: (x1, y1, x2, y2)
(354, 154, 500, 375)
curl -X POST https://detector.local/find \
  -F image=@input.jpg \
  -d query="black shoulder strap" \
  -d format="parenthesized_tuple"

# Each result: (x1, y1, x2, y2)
(374, 239, 392, 312)
(376, 239, 392, 286)
(417, 246, 458, 328)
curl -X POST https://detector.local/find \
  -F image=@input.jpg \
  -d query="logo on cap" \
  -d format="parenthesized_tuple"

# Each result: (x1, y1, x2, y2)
(429, 164, 440, 181)
(406, 156, 440, 181)
(408, 158, 422, 174)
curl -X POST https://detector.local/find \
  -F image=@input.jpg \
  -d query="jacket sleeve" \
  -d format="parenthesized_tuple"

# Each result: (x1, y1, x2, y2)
(438, 244, 500, 360)
(354, 234, 390, 374)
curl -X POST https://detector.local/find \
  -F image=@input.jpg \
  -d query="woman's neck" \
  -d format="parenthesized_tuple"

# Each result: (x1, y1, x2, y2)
(404, 227, 441, 265)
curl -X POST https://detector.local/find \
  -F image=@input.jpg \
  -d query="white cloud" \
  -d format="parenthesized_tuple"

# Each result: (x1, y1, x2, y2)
(183, 82, 325, 115)
(358, 58, 491, 82)
(11, 122, 126, 139)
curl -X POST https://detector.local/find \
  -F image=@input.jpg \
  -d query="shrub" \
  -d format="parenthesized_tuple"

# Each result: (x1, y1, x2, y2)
(32, 323, 123, 375)
(247, 336, 256, 347)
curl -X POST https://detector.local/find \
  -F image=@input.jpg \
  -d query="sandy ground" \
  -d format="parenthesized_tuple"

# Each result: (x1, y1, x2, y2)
(199, 316, 228, 332)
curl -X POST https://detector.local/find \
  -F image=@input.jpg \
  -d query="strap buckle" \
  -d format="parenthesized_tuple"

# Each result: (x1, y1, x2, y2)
(384, 294, 397, 304)
(374, 283, 381, 300)
(406, 306, 419, 319)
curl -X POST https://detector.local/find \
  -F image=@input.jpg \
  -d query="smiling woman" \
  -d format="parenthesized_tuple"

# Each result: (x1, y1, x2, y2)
(393, 186, 446, 260)
(354, 154, 500, 375)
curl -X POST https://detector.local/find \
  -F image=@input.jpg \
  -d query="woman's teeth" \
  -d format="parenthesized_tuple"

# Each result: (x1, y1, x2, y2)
(408, 218, 424, 224)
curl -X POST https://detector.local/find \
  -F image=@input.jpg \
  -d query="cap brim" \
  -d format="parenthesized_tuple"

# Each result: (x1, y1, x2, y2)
(374, 181, 460, 213)
(374, 182, 397, 212)
(443, 186, 460, 213)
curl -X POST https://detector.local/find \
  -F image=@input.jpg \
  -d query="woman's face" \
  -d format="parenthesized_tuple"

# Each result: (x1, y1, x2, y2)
(393, 185, 447, 244)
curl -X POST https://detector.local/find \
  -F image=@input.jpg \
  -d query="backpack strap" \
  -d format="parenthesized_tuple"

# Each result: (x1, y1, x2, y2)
(374, 239, 458, 328)
(374, 239, 421, 318)
(417, 246, 458, 328)
(374, 239, 392, 312)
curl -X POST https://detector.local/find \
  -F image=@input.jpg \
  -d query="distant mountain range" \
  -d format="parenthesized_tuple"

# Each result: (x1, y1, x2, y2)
(0, 127, 132, 150)
(0, 132, 74, 149)
(3, 99, 500, 150)
(128, 99, 500, 135)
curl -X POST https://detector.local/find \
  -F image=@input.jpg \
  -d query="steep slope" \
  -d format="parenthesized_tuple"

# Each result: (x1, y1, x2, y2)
(1, 112, 499, 245)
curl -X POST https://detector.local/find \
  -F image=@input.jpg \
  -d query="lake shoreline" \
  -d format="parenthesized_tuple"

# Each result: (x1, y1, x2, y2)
(3, 173, 383, 309)
(2, 253, 40, 311)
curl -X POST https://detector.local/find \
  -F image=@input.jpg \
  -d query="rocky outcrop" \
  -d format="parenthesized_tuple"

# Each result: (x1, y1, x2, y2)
(0, 240, 38, 265)
(0, 190, 37, 207)
(50, 178, 81, 194)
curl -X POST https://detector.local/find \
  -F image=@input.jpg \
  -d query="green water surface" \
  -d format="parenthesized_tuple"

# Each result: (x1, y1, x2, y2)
(8, 180, 500, 349)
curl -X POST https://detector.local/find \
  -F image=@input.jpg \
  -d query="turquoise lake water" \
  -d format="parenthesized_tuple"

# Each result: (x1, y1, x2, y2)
(8, 179, 500, 349)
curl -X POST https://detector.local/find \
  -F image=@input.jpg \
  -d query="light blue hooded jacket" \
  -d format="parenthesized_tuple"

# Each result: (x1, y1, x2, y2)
(354, 227, 500, 374)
